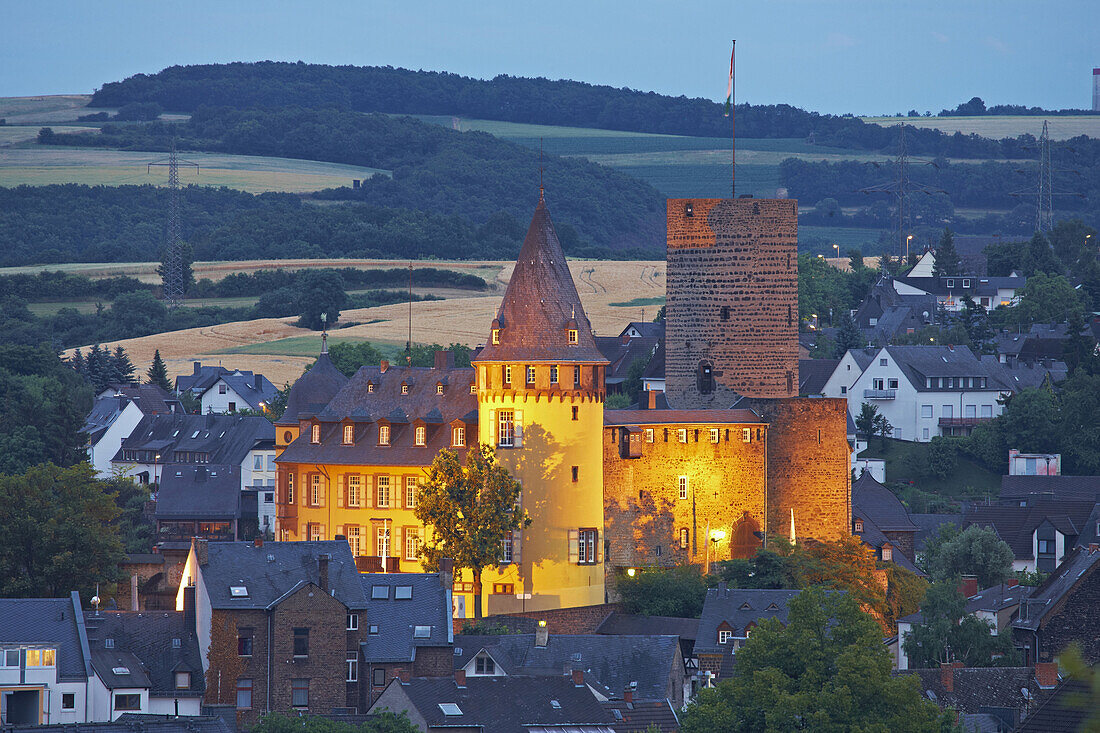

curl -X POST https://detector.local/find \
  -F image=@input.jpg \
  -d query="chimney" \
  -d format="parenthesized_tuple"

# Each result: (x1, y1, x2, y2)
(380, 360, 389, 373)
(647, 390, 657, 410)
(623, 688, 633, 704)
(1005, 578, 1019, 588)
(254, 374, 262, 391)
(1090, 543, 1099, 554)
(1035, 662, 1059, 689)
(434, 350, 455, 370)
(182, 586, 196, 633)
(318, 554, 330, 592)
(438, 557, 454, 590)
(194, 539, 209, 567)
(193, 361, 201, 375)
(621, 333, 630, 345)
(454, 669, 466, 687)
(254, 537, 263, 549)
(571, 668, 584, 687)
(940, 662, 956, 693)
(397, 669, 410, 683)
(958, 575, 978, 598)
(535, 620, 548, 648)
(130, 574, 139, 612)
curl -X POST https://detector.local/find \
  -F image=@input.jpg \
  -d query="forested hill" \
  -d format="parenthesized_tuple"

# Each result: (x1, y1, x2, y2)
(89, 61, 1055, 158)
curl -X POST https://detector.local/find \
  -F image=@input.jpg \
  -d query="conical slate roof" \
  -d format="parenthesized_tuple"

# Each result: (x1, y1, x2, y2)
(276, 351, 348, 425)
(475, 198, 607, 364)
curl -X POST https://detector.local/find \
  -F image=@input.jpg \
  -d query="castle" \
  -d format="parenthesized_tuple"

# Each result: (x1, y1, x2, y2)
(274, 191, 850, 617)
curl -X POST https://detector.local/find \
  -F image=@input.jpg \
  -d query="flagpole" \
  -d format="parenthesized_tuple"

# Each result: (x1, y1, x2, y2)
(731, 40, 736, 199)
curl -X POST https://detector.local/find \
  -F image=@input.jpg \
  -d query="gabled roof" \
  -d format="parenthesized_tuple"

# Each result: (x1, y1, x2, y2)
(0, 593, 90, 682)
(453, 633, 679, 702)
(982, 356, 1067, 391)
(155, 464, 241, 521)
(884, 345, 1010, 392)
(596, 336, 659, 382)
(642, 340, 665, 380)
(176, 363, 236, 393)
(276, 351, 348, 426)
(963, 582, 1033, 614)
(199, 540, 366, 610)
(620, 322, 664, 340)
(964, 500, 1097, 560)
(694, 588, 804, 656)
(360, 573, 452, 663)
(203, 371, 277, 411)
(82, 611, 203, 698)
(89, 648, 152, 690)
(896, 666, 1047, 716)
(474, 198, 607, 364)
(910, 514, 961, 553)
(113, 414, 274, 466)
(799, 358, 838, 395)
(853, 472, 919, 533)
(1013, 545, 1100, 631)
(372, 675, 615, 732)
(595, 612, 698, 642)
(1015, 678, 1090, 733)
(601, 699, 680, 732)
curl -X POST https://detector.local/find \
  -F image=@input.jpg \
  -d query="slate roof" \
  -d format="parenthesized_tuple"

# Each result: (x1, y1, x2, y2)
(894, 274, 1025, 298)
(199, 540, 367, 610)
(83, 385, 184, 444)
(5, 716, 233, 733)
(82, 611, 204, 698)
(897, 666, 1047, 716)
(277, 362, 476, 468)
(694, 588, 803, 656)
(884, 345, 1011, 392)
(620, 322, 664, 340)
(911, 514, 961, 553)
(595, 612, 698, 642)
(276, 351, 348, 426)
(853, 473, 919, 532)
(1013, 545, 1100, 631)
(596, 335, 659, 383)
(0, 594, 90, 682)
(642, 340, 665, 381)
(372, 675, 615, 732)
(964, 500, 1097, 560)
(176, 363, 236, 394)
(360, 573, 452, 663)
(963, 582, 1033, 614)
(798, 358, 838, 395)
(203, 371, 277, 411)
(155, 464, 241, 520)
(982, 356, 1067, 391)
(603, 409, 763, 426)
(453, 633, 679, 702)
(601, 699, 680, 732)
(1000, 475, 1100, 504)
(1015, 679, 1090, 733)
(474, 198, 608, 364)
(113, 414, 274, 466)
(88, 648, 151, 689)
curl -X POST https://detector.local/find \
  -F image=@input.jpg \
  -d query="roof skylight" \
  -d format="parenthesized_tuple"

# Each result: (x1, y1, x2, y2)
(229, 586, 248, 597)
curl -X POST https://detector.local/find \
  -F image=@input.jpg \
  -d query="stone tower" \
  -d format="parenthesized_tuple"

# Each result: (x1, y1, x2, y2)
(664, 197, 799, 408)
(472, 194, 610, 613)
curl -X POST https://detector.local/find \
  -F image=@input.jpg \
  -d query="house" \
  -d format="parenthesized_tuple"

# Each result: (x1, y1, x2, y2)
(367, 673, 617, 732)
(798, 358, 838, 396)
(824, 345, 1012, 442)
(595, 331, 660, 396)
(601, 697, 680, 732)
(176, 363, 234, 397)
(693, 587, 805, 682)
(895, 663, 1058, 731)
(83, 385, 184, 478)
(1008, 449, 1061, 477)
(1012, 544, 1100, 665)
(892, 273, 1025, 313)
(154, 465, 245, 546)
(594, 612, 699, 687)
(82, 611, 204, 718)
(1014, 677, 1092, 733)
(910, 514, 962, 556)
(853, 277, 936, 345)
(851, 472, 920, 571)
(360, 572, 454, 705)
(964, 500, 1098, 572)
(0, 594, 92, 726)
(453, 629, 685, 708)
(174, 539, 368, 725)
(199, 370, 278, 415)
(641, 340, 665, 393)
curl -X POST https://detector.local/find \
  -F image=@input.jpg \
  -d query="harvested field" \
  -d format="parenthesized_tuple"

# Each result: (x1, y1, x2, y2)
(862, 115, 1100, 141)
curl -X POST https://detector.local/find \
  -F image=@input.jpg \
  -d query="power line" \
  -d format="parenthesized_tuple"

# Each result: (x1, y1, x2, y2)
(147, 142, 199, 307)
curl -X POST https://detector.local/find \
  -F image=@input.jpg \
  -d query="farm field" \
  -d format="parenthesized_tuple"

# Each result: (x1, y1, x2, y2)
(0, 148, 389, 193)
(0, 126, 98, 146)
(862, 115, 1100, 141)
(0, 95, 100, 123)
(63, 259, 666, 386)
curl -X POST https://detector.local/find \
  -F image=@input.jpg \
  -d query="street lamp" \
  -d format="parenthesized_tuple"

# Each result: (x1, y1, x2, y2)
(832, 243, 839, 259)
(626, 568, 636, 578)
(906, 234, 913, 262)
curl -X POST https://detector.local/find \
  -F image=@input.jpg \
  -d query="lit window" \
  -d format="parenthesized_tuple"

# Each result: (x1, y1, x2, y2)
(678, 476, 688, 500)
(286, 473, 295, 505)
(379, 425, 390, 445)
(710, 428, 719, 443)
(346, 525, 361, 555)
(376, 475, 390, 508)
(343, 425, 354, 445)
(415, 426, 426, 446)
(492, 329, 500, 345)
(405, 476, 419, 507)
(311, 424, 320, 443)
(367, 382, 374, 393)
(452, 427, 465, 447)
(677, 429, 687, 443)
(742, 428, 751, 443)
(504, 366, 512, 384)
(645, 428, 654, 443)
(401, 383, 409, 395)
(470, 384, 477, 394)
(680, 528, 689, 549)
(568, 329, 579, 344)
(436, 384, 444, 395)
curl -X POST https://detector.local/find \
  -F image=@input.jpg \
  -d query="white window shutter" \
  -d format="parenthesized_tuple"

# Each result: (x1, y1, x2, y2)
(568, 529, 579, 564)
(514, 410, 524, 447)
(337, 475, 345, 508)
(513, 531, 522, 564)
(392, 478, 401, 509)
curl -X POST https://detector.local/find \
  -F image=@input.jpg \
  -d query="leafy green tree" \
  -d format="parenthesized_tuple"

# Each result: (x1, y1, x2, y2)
(999, 387, 1059, 455)
(715, 547, 793, 590)
(0, 463, 126, 599)
(834, 310, 862, 356)
(926, 437, 959, 481)
(653, 305, 665, 322)
(1011, 271, 1084, 327)
(253, 286, 299, 318)
(296, 270, 347, 330)
(920, 524, 1013, 588)
(414, 445, 530, 618)
(855, 402, 880, 439)
(680, 589, 954, 732)
(902, 581, 1018, 668)
(324, 341, 384, 377)
(156, 241, 195, 295)
(931, 228, 961, 278)
(1056, 370, 1100, 475)
(109, 290, 168, 338)
(251, 712, 418, 733)
(623, 355, 652, 402)
(1057, 644, 1100, 733)
(614, 565, 707, 618)
(1048, 219, 1097, 270)
(1024, 231, 1063, 276)
(146, 349, 172, 392)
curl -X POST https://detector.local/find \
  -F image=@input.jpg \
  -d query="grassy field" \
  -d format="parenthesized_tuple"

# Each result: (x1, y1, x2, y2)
(862, 115, 1100, 141)
(0, 126, 99, 145)
(861, 438, 1000, 497)
(0, 95, 100, 123)
(0, 148, 389, 193)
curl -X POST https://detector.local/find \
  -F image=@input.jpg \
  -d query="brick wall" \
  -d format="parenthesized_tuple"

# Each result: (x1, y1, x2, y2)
(1037, 564, 1100, 664)
(603, 422, 767, 586)
(665, 198, 799, 407)
(458, 603, 625, 635)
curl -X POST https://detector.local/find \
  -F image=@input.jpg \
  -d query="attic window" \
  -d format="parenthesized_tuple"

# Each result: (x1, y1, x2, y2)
(343, 425, 354, 445)
(311, 424, 320, 444)
(550, 700, 562, 709)
(415, 426, 426, 446)
(568, 329, 579, 344)
(192, 430, 200, 438)
(379, 425, 390, 446)
(438, 703, 462, 716)
(367, 382, 374, 393)
(104, 638, 115, 649)
(685, 201, 694, 217)
(401, 383, 409, 395)
(469, 384, 477, 394)
(436, 383, 444, 395)
(175, 671, 191, 689)
(766, 603, 780, 611)
(112, 666, 130, 675)
(739, 602, 753, 611)
(854, 520, 864, 532)
(395, 586, 413, 600)
(371, 586, 389, 600)
(172, 638, 181, 648)
(413, 626, 431, 638)
(492, 329, 500, 345)
(611, 709, 624, 721)
(230, 586, 248, 597)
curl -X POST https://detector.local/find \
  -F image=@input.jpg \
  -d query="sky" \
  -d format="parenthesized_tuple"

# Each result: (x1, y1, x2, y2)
(1, 0, 1097, 115)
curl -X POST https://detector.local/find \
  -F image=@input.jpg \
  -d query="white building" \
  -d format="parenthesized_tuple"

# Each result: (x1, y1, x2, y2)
(82, 386, 183, 478)
(199, 371, 277, 415)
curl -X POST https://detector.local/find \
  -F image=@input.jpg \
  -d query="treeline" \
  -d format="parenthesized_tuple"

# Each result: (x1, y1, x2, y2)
(0, 271, 154, 300)
(38, 105, 665, 255)
(85, 62, 1093, 158)
(939, 96, 1100, 117)
(192, 266, 486, 299)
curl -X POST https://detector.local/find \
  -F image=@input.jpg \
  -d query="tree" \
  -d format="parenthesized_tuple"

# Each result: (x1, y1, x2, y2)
(931, 228, 961, 278)
(920, 524, 1013, 588)
(1023, 231, 1063, 276)
(0, 463, 125, 599)
(414, 445, 530, 618)
(926, 437, 959, 481)
(855, 403, 879, 439)
(146, 349, 172, 391)
(156, 241, 195, 295)
(614, 565, 707, 617)
(112, 346, 136, 385)
(323, 341, 384, 378)
(902, 581, 1018, 668)
(834, 310, 861, 356)
(958, 295, 994, 353)
(296, 270, 347, 330)
(1057, 644, 1100, 733)
(109, 290, 168, 338)
(623, 355, 652, 403)
(680, 589, 954, 732)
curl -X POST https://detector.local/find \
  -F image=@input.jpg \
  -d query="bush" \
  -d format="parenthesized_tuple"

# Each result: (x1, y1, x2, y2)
(614, 565, 707, 618)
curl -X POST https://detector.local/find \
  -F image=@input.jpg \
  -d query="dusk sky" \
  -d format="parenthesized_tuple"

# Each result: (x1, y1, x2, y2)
(2, 0, 1096, 115)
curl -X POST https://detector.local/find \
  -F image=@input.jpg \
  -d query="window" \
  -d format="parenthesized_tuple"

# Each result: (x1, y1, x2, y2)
(526, 365, 535, 384)
(923, 428, 930, 440)
(175, 672, 191, 689)
(873, 378, 885, 390)
(645, 428, 654, 443)
(219, 384, 228, 394)
(405, 528, 421, 561)
(504, 366, 512, 384)
(347, 525, 361, 556)
(62, 694, 75, 710)
(347, 475, 361, 508)
(677, 429, 687, 443)
(981, 404, 993, 418)
(882, 545, 893, 561)
(476, 655, 496, 674)
(414, 626, 432, 638)
(965, 404, 977, 418)
(879, 358, 888, 367)
(114, 694, 141, 711)
(501, 531, 513, 563)
(405, 476, 419, 508)
(492, 583, 514, 595)
(254, 454, 263, 470)
(347, 613, 359, 631)
(571, 466, 579, 482)
(678, 476, 688, 500)
(24, 648, 54, 667)
(264, 492, 274, 503)
(379, 425, 390, 445)
(470, 384, 477, 394)
(394, 585, 413, 600)
(292, 628, 309, 657)
(492, 328, 500, 345)
(367, 382, 374, 393)
(104, 638, 115, 649)
(572, 406, 579, 421)
(680, 528, 689, 549)
(718, 630, 733, 644)
(946, 279, 954, 288)
(655, 545, 662, 557)
(963, 279, 971, 288)
(436, 384, 444, 395)
(574, 365, 581, 386)
(710, 428, 720, 443)
(841, 386, 847, 395)
(376, 526, 390, 557)
(498, 410, 515, 447)
(415, 426, 426, 446)
(311, 424, 320, 443)
(346, 652, 358, 682)
(237, 630, 253, 657)
(888, 379, 898, 389)
(286, 473, 295, 505)
(372, 668, 386, 687)
(376, 475, 390, 507)
(568, 329, 579, 344)
(854, 520, 863, 532)
(921, 404, 933, 418)
(343, 425, 354, 444)
(452, 426, 465, 447)
(942, 405, 953, 418)
(310, 474, 321, 506)
(371, 586, 389, 600)
(1038, 539, 1055, 554)
(172, 638, 181, 648)
(577, 528, 597, 565)
(3, 650, 18, 667)
(550, 365, 559, 384)
(291, 679, 309, 708)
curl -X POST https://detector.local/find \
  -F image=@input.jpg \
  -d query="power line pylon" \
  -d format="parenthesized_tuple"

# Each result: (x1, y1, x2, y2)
(1009, 120, 1084, 235)
(148, 143, 198, 307)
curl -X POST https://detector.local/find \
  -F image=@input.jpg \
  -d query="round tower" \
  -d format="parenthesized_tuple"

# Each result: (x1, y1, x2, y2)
(473, 195, 609, 614)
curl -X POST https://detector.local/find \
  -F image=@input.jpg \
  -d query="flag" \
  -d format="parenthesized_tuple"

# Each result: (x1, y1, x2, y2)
(724, 44, 735, 117)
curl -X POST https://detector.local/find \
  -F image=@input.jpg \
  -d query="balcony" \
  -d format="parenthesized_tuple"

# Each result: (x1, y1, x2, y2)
(863, 389, 896, 400)
(938, 417, 993, 427)
(276, 503, 298, 520)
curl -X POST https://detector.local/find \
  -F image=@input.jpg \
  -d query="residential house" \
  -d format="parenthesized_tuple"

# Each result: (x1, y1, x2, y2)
(154, 465, 244, 547)
(641, 340, 665, 393)
(1014, 677, 1092, 733)
(853, 277, 936, 345)
(1012, 544, 1100, 665)
(601, 697, 680, 732)
(964, 500, 1098, 572)
(910, 514, 962, 557)
(892, 273, 1025, 313)
(83, 385, 184, 478)
(595, 612, 698, 692)
(367, 673, 617, 732)
(360, 572, 454, 706)
(995, 323, 1080, 367)
(176, 363, 234, 398)
(200, 371, 277, 415)
(798, 358, 838, 396)
(174, 539, 368, 725)
(595, 329, 660, 397)
(851, 472, 920, 572)
(693, 587, 804, 682)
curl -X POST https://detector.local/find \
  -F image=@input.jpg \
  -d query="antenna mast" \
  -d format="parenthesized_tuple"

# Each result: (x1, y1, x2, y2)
(726, 41, 736, 198)
(148, 142, 199, 308)
(406, 264, 413, 365)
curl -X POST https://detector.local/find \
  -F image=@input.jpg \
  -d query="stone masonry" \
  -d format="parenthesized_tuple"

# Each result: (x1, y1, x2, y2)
(665, 198, 799, 407)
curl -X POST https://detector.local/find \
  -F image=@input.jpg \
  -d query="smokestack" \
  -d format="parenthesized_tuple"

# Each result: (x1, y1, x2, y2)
(254, 537, 263, 549)
(193, 361, 201, 375)
(254, 374, 262, 391)
(454, 669, 466, 687)
(318, 554, 330, 592)
(434, 350, 454, 370)
(647, 390, 657, 410)
(380, 360, 389, 374)
(194, 539, 208, 567)
(1035, 662, 1059, 689)
(1093, 68, 1100, 112)
(438, 557, 454, 590)
(623, 688, 633, 704)
(571, 669, 584, 687)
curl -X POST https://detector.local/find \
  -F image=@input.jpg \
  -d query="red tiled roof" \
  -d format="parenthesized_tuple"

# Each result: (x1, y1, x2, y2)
(474, 198, 608, 364)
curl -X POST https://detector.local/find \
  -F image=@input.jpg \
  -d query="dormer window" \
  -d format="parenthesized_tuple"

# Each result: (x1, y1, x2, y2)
(550, 366, 559, 384)
(415, 426, 426, 446)
(882, 545, 893, 562)
(963, 279, 971, 288)
(568, 329, 579, 344)
(311, 424, 320, 444)
(946, 278, 954, 288)
(379, 425, 390, 446)
(343, 425, 354, 445)
(436, 383, 444, 395)
(401, 383, 409, 395)
(367, 382, 374, 393)
(685, 201, 694, 218)
(452, 426, 465, 447)
(854, 519, 864, 533)
(504, 366, 512, 385)
(492, 329, 500, 345)
(469, 384, 477, 394)
(718, 630, 732, 644)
